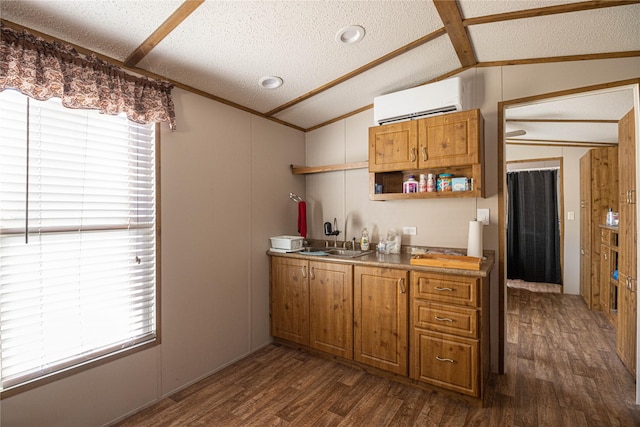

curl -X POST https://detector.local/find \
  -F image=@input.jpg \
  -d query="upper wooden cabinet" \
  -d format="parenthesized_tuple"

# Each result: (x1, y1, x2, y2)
(417, 109, 481, 168)
(368, 109, 484, 200)
(369, 109, 481, 173)
(368, 120, 418, 172)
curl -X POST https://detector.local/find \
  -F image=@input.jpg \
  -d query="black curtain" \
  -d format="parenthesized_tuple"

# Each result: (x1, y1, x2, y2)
(507, 170, 561, 284)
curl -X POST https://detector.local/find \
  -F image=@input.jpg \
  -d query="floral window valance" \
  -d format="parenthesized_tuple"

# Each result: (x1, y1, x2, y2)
(0, 24, 176, 130)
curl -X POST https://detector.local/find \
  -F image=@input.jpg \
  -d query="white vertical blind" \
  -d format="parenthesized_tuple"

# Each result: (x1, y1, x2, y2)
(0, 89, 157, 390)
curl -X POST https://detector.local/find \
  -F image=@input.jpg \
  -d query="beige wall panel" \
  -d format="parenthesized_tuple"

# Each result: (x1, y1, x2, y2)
(250, 116, 305, 348)
(502, 57, 640, 101)
(159, 89, 253, 395)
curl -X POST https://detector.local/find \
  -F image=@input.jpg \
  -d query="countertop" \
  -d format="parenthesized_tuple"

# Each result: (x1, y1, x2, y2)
(598, 224, 619, 231)
(267, 246, 495, 277)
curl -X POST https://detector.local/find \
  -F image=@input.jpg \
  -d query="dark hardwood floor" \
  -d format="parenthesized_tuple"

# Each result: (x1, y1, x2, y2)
(115, 287, 640, 426)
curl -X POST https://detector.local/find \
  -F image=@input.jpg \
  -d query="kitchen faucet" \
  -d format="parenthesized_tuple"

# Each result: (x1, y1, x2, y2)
(323, 218, 340, 247)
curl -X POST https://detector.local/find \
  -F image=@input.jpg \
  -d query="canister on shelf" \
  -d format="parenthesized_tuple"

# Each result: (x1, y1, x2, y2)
(437, 173, 453, 192)
(418, 174, 427, 193)
(426, 174, 436, 192)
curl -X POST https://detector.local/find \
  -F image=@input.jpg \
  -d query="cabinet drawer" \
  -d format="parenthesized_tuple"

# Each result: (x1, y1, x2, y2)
(411, 272, 480, 307)
(413, 301, 478, 339)
(411, 329, 478, 397)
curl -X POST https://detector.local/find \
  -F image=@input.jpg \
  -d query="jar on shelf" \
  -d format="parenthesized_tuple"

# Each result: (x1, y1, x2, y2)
(403, 175, 418, 193)
(426, 173, 436, 192)
(437, 173, 453, 192)
(418, 174, 427, 193)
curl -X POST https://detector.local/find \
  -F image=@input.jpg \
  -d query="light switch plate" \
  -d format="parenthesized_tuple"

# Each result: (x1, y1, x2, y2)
(568, 211, 575, 220)
(402, 226, 417, 235)
(477, 208, 490, 225)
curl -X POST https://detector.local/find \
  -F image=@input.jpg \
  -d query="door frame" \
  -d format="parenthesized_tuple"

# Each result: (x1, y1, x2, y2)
(497, 78, 640, 374)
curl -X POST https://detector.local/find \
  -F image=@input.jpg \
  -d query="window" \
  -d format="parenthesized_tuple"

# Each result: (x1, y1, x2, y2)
(0, 90, 158, 394)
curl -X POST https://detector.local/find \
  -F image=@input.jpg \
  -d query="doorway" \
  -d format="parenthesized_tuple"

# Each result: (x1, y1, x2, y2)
(496, 78, 640, 377)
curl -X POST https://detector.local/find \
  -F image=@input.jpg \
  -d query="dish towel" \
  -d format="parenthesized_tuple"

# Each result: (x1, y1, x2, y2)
(298, 201, 307, 238)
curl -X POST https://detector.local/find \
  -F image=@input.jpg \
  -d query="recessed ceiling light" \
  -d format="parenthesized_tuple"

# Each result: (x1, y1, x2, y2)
(335, 25, 365, 44)
(259, 76, 283, 89)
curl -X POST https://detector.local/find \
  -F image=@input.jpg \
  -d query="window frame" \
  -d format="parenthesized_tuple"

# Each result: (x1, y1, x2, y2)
(0, 101, 162, 398)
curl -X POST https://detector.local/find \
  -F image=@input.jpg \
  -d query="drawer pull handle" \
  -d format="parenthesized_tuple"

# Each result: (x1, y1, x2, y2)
(398, 278, 406, 293)
(434, 287, 454, 292)
(410, 148, 417, 162)
(421, 147, 427, 162)
(435, 316, 454, 322)
(436, 356, 455, 363)
(302, 266, 307, 278)
(310, 266, 315, 280)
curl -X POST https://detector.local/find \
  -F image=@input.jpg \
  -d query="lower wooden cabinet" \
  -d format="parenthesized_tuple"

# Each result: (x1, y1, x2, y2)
(271, 257, 353, 354)
(410, 271, 489, 398)
(412, 329, 479, 397)
(270, 257, 309, 345)
(270, 255, 491, 401)
(617, 272, 637, 376)
(353, 266, 409, 375)
(309, 261, 353, 359)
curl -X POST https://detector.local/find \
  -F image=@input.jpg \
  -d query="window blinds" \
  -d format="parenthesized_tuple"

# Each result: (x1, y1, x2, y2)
(0, 90, 157, 390)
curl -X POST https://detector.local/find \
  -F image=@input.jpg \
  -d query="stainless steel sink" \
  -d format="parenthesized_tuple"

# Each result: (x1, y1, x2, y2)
(299, 247, 373, 258)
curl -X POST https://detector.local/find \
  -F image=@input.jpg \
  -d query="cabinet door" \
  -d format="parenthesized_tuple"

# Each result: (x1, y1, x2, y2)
(417, 109, 480, 168)
(354, 266, 408, 375)
(368, 121, 418, 172)
(309, 261, 353, 359)
(617, 273, 637, 376)
(619, 109, 636, 279)
(412, 329, 479, 397)
(270, 257, 309, 345)
(580, 152, 592, 306)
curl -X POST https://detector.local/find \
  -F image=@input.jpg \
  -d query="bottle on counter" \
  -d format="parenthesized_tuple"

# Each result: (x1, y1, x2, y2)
(403, 175, 418, 193)
(360, 228, 370, 251)
(419, 174, 427, 193)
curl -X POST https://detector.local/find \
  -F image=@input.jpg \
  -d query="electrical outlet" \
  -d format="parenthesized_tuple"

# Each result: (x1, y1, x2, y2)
(477, 208, 490, 225)
(402, 226, 417, 235)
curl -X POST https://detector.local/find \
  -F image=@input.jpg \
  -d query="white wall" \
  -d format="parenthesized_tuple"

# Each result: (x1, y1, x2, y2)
(506, 145, 590, 295)
(0, 88, 305, 426)
(304, 57, 640, 373)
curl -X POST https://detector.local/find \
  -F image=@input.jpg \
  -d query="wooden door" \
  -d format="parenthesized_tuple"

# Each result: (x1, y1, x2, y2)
(600, 247, 611, 322)
(417, 109, 480, 168)
(270, 257, 309, 345)
(616, 108, 636, 375)
(368, 121, 418, 172)
(309, 261, 353, 359)
(354, 266, 408, 375)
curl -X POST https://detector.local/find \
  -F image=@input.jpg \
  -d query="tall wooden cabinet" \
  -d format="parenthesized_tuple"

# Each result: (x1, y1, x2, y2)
(616, 108, 637, 376)
(580, 146, 618, 310)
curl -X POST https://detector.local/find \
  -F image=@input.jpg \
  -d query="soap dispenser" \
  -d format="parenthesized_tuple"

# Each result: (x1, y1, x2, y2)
(360, 228, 370, 251)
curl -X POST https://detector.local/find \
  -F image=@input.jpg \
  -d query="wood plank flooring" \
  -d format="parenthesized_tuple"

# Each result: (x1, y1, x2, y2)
(115, 287, 640, 426)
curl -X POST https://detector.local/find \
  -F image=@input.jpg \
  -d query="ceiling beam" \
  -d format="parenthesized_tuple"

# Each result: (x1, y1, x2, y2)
(464, 0, 640, 26)
(124, 0, 204, 67)
(506, 119, 619, 123)
(506, 138, 617, 145)
(433, 0, 477, 67)
(506, 141, 617, 148)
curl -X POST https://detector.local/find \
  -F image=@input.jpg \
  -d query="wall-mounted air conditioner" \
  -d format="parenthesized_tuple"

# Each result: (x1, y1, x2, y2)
(373, 77, 468, 125)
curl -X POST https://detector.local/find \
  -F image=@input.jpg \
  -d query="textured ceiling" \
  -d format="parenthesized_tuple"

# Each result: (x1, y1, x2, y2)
(1, 0, 639, 144)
